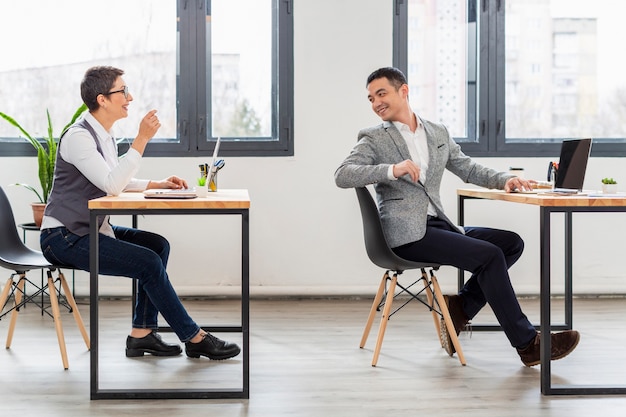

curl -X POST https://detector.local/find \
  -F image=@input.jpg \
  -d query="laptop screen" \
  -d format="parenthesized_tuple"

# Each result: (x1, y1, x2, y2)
(555, 138, 592, 191)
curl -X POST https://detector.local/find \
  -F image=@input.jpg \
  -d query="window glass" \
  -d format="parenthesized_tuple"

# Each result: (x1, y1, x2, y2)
(406, 0, 474, 140)
(0, 0, 177, 142)
(209, 0, 272, 139)
(505, 0, 626, 140)
(1, 0, 292, 156)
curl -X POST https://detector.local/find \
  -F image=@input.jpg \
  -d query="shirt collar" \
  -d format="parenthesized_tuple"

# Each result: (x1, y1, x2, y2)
(392, 113, 423, 133)
(84, 112, 115, 142)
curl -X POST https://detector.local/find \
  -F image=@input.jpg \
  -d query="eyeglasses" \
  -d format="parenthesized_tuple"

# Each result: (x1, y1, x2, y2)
(103, 86, 129, 100)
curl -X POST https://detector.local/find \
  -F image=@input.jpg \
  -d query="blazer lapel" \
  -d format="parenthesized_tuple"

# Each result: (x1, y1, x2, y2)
(382, 121, 412, 161)
(422, 120, 445, 183)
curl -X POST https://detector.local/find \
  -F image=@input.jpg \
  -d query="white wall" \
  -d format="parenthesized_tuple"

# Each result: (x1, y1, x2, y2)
(2, 0, 626, 298)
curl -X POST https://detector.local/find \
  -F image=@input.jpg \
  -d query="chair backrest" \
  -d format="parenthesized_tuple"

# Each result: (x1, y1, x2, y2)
(355, 186, 438, 272)
(0, 186, 27, 255)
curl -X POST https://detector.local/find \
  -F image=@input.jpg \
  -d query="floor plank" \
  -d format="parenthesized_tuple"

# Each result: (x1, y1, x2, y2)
(1, 296, 625, 416)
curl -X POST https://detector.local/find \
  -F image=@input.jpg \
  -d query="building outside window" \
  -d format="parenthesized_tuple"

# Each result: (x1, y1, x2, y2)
(0, 0, 293, 157)
(395, 0, 626, 156)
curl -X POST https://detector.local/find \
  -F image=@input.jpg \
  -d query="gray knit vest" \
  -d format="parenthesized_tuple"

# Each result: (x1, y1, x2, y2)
(44, 119, 107, 236)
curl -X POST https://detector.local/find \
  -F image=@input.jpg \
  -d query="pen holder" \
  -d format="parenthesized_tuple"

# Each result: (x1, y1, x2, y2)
(196, 183, 209, 197)
(208, 171, 218, 192)
(196, 176, 209, 197)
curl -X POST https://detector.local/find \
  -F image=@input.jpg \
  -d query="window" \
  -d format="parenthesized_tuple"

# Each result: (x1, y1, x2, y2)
(0, 0, 293, 157)
(394, 0, 626, 157)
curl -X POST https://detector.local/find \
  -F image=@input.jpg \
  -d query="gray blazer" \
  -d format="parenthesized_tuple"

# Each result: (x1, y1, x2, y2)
(335, 119, 512, 248)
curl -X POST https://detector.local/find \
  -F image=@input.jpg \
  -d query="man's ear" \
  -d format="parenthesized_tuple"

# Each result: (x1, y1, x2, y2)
(400, 83, 409, 98)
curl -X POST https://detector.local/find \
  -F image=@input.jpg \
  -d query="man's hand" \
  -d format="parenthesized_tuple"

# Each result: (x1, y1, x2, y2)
(505, 177, 538, 193)
(392, 159, 421, 182)
(146, 175, 189, 190)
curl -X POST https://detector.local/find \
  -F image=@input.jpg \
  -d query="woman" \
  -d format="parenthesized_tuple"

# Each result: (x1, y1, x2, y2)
(40, 66, 240, 360)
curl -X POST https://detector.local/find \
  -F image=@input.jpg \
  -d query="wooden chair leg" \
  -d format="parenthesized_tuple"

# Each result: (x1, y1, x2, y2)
(0, 276, 15, 314)
(6, 275, 25, 349)
(371, 273, 398, 367)
(421, 268, 442, 347)
(48, 274, 69, 370)
(431, 274, 466, 366)
(360, 271, 388, 348)
(57, 271, 90, 350)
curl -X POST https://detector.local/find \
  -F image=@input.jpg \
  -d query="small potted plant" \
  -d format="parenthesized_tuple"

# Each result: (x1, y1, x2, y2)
(0, 104, 87, 226)
(601, 177, 618, 194)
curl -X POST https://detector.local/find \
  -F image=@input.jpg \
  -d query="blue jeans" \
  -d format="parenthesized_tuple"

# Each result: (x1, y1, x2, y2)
(393, 218, 537, 349)
(40, 226, 200, 342)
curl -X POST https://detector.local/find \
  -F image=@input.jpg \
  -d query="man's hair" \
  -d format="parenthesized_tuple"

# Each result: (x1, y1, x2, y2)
(81, 66, 125, 111)
(366, 67, 408, 90)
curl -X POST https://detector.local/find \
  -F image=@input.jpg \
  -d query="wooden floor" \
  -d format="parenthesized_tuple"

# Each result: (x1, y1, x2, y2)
(1, 295, 626, 416)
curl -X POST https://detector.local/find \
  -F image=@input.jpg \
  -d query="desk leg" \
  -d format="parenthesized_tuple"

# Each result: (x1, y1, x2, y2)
(457, 195, 466, 292)
(564, 212, 573, 330)
(241, 209, 250, 398)
(131, 215, 138, 320)
(89, 212, 100, 399)
(540, 208, 552, 394)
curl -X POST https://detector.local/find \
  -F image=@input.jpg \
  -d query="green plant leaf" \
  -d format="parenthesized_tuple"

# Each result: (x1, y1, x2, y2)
(1, 104, 88, 203)
(10, 183, 44, 203)
(0, 111, 42, 152)
(62, 103, 88, 135)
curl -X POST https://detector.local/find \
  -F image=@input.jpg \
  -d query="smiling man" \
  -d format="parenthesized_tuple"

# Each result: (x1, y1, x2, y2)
(335, 67, 579, 367)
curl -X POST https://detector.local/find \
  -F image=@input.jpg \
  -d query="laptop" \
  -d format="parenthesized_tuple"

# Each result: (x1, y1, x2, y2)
(553, 138, 592, 193)
(143, 138, 222, 199)
(143, 188, 198, 199)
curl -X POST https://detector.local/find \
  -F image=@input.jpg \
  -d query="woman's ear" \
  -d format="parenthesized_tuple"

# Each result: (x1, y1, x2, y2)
(96, 94, 106, 109)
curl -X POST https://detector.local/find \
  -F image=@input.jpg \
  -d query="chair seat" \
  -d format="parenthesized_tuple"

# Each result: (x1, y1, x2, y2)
(0, 246, 51, 272)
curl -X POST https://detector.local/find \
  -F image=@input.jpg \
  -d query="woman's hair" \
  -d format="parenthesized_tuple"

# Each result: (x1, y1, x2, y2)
(80, 66, 125, 111)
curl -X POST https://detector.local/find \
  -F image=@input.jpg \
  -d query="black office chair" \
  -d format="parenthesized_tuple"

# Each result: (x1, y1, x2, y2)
(354, 187, 465, 366)
(0, 186, 89, 369)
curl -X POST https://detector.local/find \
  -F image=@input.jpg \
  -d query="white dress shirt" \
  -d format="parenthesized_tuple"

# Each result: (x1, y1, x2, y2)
(40, 112, 149, 237)
(390, 115, 438, 217)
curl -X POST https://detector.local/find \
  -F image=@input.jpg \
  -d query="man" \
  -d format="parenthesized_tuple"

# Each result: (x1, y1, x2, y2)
(334, 67, 579, 366)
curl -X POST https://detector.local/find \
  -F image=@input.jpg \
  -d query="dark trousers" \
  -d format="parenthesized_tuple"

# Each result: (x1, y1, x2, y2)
(392, 218, 536, 348)
(40, 226, 201, 342)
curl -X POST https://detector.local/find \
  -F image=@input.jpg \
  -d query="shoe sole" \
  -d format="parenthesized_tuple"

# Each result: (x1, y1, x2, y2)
(440, 295, 458, 356)
(126, 348, 182, 357)
(185, 348, 241, 360)
(439, 318, 456, 356)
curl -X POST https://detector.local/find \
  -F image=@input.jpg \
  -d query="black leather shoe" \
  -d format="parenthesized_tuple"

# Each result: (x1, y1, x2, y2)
(126, 331, 182, 357)
(185, 333, 241, 360)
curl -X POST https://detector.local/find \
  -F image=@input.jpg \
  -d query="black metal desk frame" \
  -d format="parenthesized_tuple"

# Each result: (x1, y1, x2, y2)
(459, 193, 626, 396)
(89, 205, 249, 400)
(457, 196, 572, 332)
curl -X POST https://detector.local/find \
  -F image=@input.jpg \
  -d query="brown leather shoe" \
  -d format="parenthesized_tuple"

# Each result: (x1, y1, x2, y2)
(440, 295, 470, 356)
(517, 330, 580, 367)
